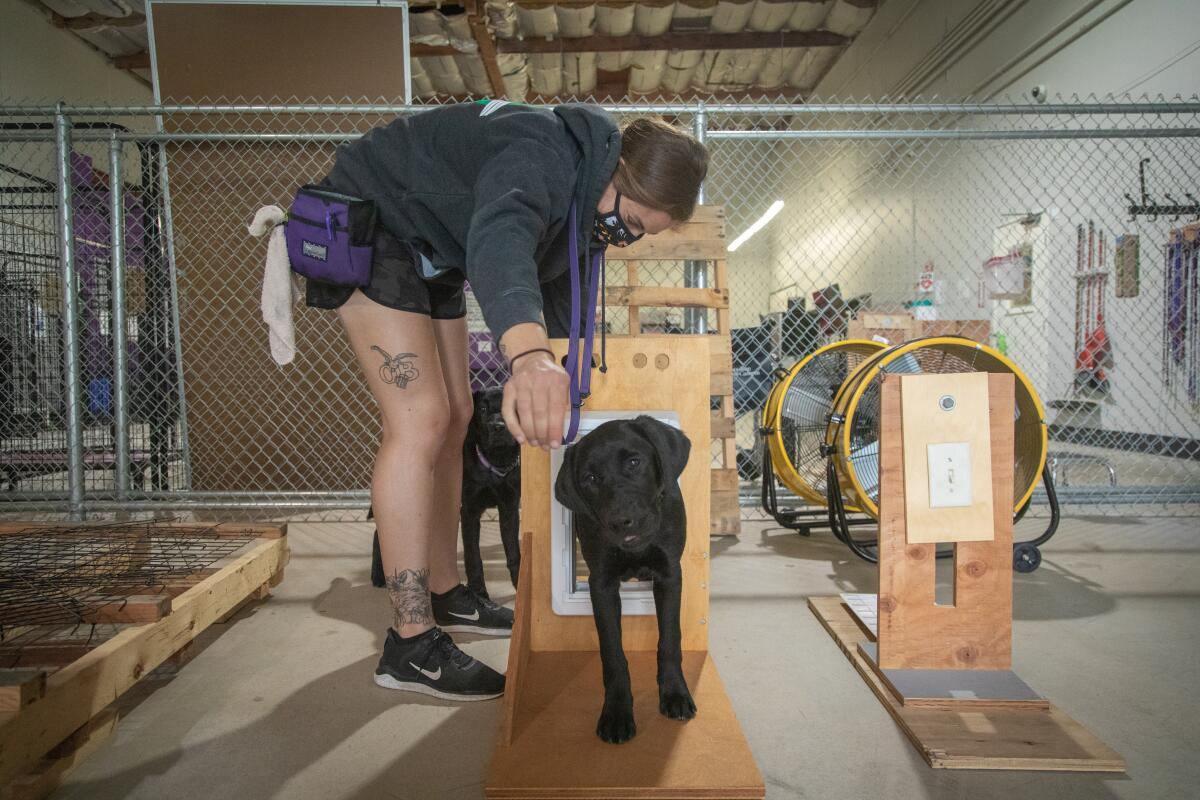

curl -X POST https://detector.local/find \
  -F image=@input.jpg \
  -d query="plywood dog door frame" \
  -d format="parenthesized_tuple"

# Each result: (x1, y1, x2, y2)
(487, 335, 763, 800)
(521, 336, 711, 655)
(876, 372, 1016, 671)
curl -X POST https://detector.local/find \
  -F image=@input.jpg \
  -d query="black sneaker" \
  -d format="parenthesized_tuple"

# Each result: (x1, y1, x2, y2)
(431, 584, 514, 636)
(374, 627, 505, 701)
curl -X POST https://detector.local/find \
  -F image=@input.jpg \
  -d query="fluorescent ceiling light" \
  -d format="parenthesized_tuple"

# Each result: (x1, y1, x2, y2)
(727, 200, 784, 252)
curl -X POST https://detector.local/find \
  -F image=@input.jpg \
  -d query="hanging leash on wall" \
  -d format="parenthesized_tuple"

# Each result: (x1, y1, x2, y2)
(1164, 223, 1199, 409)
(1073, 220, 1113, 398)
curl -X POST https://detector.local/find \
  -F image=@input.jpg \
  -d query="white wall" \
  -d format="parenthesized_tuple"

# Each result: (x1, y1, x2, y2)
(818, 0, 1200, 102)
(0, 0, 152, 103)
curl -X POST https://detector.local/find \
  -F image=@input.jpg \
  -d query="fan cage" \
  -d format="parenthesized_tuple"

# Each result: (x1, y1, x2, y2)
(765, 340, 886, 507)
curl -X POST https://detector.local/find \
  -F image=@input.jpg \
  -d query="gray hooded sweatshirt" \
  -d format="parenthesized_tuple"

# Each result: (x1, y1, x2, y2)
(322, 101, 620, 340)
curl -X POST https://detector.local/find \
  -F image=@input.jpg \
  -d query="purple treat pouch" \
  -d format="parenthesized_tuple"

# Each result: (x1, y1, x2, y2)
(285, 185, 377, 286)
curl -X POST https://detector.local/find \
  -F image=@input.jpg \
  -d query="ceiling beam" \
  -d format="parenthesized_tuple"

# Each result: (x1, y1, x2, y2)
(112, 52, 150, 70)
(51, 12, 146, 31)
(495, 29, 848, 55)
(412, 29, 848, 58)
(466, 0, 507, 98)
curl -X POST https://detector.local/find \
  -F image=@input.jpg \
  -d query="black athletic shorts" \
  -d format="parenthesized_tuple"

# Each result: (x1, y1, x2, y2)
(304, 227, 467, 319)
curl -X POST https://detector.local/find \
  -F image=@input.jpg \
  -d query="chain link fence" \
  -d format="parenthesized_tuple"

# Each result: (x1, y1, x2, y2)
(1, 96, 1197, 521)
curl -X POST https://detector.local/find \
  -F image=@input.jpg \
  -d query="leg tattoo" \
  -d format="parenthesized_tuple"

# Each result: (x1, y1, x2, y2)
(385, 568, 432, 628)
(371, 345, 420, 389)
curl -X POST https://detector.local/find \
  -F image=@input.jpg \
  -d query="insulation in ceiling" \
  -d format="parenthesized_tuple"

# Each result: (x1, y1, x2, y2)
(485, 0, 876, 99)
(28, 0, 876, 102)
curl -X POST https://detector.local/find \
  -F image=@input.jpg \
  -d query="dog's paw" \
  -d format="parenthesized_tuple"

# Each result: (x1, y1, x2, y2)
(596, 705, 637, 744)
(659, 687, 697, 721)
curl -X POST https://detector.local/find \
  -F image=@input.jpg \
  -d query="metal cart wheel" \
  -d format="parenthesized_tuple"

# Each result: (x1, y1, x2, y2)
(1013, 543, 1042, 573)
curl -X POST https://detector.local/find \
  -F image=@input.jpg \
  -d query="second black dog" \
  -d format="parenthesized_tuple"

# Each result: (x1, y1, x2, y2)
(554, 415, 696, 744)
(371, 388, 520, 598)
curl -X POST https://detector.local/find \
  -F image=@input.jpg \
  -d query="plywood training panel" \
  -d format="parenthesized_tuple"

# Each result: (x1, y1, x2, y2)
(488, 335, 762, 799)
(876, 373, 1016, 671)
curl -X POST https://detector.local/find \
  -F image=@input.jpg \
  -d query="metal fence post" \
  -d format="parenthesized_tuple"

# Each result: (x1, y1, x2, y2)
(54, 103, 85, 520)
(401, 1, 413, 106)
(685, 102, 709, 335)
(155, 138, 193, 491)
(109, 133, 131, 501)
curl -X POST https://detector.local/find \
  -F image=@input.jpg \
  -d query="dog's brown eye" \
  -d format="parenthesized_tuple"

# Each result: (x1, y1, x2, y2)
(584, 473, 599, 484)
(628, 457, 641, 468)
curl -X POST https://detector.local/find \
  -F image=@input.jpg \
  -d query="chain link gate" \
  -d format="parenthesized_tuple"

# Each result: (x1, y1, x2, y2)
(1, 97, 1197, 521)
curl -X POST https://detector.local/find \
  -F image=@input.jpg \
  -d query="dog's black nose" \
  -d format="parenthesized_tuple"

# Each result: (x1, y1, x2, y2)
(615, 516, 635, 529)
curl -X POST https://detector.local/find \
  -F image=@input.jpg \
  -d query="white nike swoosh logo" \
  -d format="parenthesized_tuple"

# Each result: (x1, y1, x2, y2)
(409, 662, 441, 680)
(448, 609, 480, 621)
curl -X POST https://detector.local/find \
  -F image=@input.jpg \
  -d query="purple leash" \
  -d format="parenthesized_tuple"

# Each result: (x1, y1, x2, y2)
(563, 202, 604, 444)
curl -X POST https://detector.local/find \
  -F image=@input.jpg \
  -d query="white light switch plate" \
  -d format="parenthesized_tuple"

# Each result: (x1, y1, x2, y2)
(928, 441, 972, 508)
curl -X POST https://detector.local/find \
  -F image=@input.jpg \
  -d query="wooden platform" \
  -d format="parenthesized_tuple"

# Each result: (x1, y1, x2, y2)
(809, 596, 1125, 772)
(0, 521, 289, 797)
(486, 651, 762, 799)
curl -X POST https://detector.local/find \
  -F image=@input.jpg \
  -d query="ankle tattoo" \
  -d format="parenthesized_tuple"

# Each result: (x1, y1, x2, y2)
(385, 568, 432, 628)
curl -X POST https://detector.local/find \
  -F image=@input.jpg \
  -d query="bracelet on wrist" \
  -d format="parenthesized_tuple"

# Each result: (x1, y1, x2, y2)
(508, 347, 555, 369)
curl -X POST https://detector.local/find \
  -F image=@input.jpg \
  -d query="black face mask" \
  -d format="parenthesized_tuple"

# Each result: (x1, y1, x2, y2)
(593, 192, 644, 248)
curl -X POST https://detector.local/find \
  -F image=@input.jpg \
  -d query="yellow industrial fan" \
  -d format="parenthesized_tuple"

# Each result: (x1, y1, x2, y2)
(826, 337, 1047, 516)
(760, 340, 886, 512)
(760, 336, 1059, 572)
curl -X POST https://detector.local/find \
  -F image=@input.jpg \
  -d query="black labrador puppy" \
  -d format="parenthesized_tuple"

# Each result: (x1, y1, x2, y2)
(370, 388, 521, 598)
(554, 415, 695, 744)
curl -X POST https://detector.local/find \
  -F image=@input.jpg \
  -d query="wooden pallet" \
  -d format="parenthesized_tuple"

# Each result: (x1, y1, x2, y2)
(847, 310, 992, 346)
(604, 206, 740, 536)
(808, 597, 1125, 772)
(0, 521, 289, 798)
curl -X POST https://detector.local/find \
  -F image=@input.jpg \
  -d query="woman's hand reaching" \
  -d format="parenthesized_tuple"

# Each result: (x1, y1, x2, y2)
(502, 351, 570, 450)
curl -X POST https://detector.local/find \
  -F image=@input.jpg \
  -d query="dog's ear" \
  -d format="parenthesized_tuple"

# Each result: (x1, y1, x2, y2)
(631, 416, 691, 482)
(554, 444, 590, 516)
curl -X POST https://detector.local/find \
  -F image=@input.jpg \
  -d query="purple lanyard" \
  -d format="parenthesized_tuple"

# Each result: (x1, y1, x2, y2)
(564, 202, 604, 444)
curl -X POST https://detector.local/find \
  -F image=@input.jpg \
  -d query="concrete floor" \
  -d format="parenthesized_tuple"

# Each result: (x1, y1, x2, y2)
(54, 514, 1200, 800)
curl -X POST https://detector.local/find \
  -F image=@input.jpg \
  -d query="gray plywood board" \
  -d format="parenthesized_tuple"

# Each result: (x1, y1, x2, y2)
(859, 642, 1048, 709)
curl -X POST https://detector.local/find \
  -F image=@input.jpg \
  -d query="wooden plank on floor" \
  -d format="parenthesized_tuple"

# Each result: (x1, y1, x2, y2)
(5, 707, 119, 800)
(0, 536, 288, 785)
(487, 651, 762, 798)
(807, 597, 1125, 772)
(0, 671, 46, 713)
